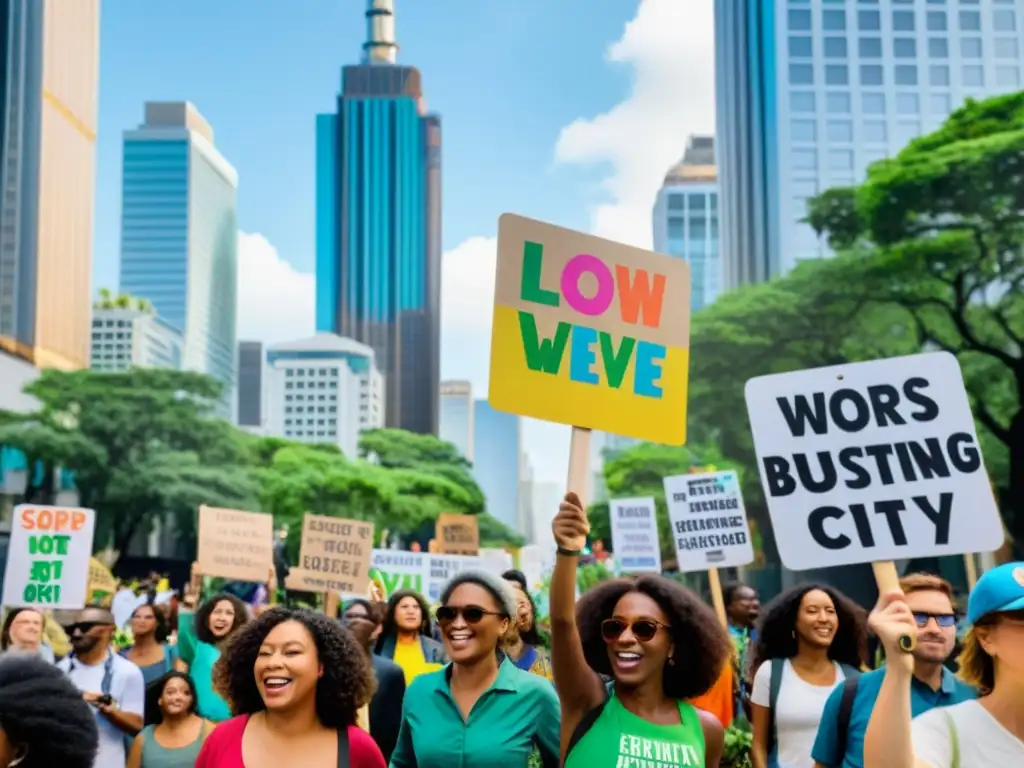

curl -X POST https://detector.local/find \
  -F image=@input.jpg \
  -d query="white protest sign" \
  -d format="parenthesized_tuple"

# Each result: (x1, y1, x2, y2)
(609, 497, 662, 573)
(664, 470, 754, 572)
(745, 352, 1002, 571)
(368, 550, 430, 598)
(426, 554, 482, 603)
(1, 505, 96, 610)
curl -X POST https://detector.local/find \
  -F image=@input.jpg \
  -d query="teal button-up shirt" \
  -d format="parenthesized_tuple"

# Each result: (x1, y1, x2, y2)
(389, 656, 560, 768)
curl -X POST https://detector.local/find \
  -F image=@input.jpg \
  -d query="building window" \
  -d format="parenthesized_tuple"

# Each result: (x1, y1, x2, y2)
(895, 65, 918, 86)
(689, 194, 706, 210)
(894, 38, 917, 58)
(860, 65, 884, 85)
(893, 10, 915, 31)
(824, 37, 848, 58)
(791, 92, 816, 112)
(789, 9, 812, 31)
(995, 38, 1019, 58)
(929, 38, 949, 58)
(790, 64, 814, 85)
(789, 36, 813, 57)
(963, 65, 984, 87)
(826, 65, 849, 85)
(827, 120, 853, 142)
(997, 66, 1020, 88)
(897, 93, 920, 115)
(827, 92, 852, 113)
(859, 37, 883, 58)
(667, 194, 684, 211)
(858, 10, 881, 30)
(930, 65, 950, 86)
(823, 10, 846, 31)
(927, 12, 947, 32)
(667, 218, 684, 238)
(793, 149, 818, 171)
(961, 38, 983, 58)
(864, 121, 887, 142)
(930, 94, 951, 116)
(994, 10, 1016, 32)
(959, 11, 981, 31)
(862, 92, 886, 114)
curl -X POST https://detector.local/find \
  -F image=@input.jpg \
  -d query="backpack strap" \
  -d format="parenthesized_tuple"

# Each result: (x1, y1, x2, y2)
(565, 680, 614, 760)
(336, 725, 350, 768)
(835, 674, 860, 760)
(766, 659, 783, 757)
(942, 710, 960, 768)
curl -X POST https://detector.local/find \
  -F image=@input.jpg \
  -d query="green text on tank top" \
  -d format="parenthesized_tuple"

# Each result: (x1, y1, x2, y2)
(566, 694, 706, 768)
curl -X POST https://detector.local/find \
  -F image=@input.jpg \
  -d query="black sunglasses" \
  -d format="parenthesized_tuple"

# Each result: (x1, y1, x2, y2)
(913, 612, 957, 628)
(601, 618, 671, 643)
(66, 621, 112, 635)
(435, 605, 504, 625)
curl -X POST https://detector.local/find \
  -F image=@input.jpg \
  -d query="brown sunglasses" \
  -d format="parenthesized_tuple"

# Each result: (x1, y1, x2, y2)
(601, 618, 671, 643)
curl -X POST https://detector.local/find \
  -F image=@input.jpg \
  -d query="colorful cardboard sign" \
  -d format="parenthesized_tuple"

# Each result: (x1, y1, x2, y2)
(488, 214, 691, 444)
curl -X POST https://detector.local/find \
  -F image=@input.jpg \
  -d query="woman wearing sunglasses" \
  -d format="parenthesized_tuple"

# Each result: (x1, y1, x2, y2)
(389, 570, 561, 768)
(551, 493, 732, 768)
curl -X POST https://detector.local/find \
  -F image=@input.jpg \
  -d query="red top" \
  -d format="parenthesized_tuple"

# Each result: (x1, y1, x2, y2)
(196, 715, 386, 768)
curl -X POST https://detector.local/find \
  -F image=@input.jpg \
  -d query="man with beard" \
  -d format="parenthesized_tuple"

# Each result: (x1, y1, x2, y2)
(810, 573, 976, 768)
(58, 606, 144, 768)
(342, 598, 406, 762)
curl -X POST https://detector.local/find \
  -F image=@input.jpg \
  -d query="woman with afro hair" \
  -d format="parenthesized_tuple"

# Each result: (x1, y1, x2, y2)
(195, 607, 385, 768)
(550, 492, 732, 768)
(747, 583, 866, 768)
(0, 653, 98, 768)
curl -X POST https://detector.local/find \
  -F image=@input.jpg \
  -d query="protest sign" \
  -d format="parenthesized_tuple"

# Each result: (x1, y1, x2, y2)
(488, 214, 691, 444)
(2, 505, 95, 609)
(745, 352, 1003, 571)
(478, 547, 514, 575)
(609, 497, 662, 573)
(369, 550, 430, 597)
(197, 506, 274, 583)
(426, 554, 482, 602)
(296, 514, 374, 596)
(664, 470, 753, 572)
(87, 557, 118, 605)
(436, 513, 479, 555)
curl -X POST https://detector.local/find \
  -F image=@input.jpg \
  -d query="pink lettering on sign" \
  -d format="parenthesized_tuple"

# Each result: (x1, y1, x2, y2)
(560, 254, 615, 316)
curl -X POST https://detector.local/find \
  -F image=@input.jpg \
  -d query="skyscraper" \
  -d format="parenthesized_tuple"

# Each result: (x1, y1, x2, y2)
(315, 0, 442, 435)
(0, 0, 100, 370)
(236, 340, 264, 428)
(472, 399, 521, 532)
(119, 102, 239, 416)
(439, 380, 474, 461)
(716, 0, 1024, 290)
(653, 136, 720, 311)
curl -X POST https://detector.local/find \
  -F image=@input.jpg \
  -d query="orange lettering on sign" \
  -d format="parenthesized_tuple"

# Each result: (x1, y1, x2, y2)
(20, 508, 87, 532)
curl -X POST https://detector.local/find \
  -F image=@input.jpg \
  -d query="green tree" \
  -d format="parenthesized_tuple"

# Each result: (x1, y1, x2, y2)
(806, 92, 1024, 550)
(0, 369, 259, 561)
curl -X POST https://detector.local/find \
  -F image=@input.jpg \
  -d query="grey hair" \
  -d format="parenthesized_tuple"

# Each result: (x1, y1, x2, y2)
(439, 569, 518, 619)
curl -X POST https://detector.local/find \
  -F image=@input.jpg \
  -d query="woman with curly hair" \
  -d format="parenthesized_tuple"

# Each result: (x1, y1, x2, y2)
(501, 570, 553, 680)
(196, 607, 384, 768)
(120, 602, 177, 688)
(748, 584, 866, 768)
(390, 570, 560, 768)
(0, 653, 98, 768)
(373, 589, 446, 685)
(551, 493, 731, 768)
(127, 671, 213, 768)
(175, 591, 249, 723)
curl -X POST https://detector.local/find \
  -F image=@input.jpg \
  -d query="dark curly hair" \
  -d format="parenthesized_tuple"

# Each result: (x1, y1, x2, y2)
(144, 671, 199, 726)
(750, 583, 867, 674)
(130, 600, 171, 644)
(0, 654, 98, 768)
(194, 592, 249, 645)
(576, 575, 731, 699)
(0, 607, 44, 650)
(375, 589, 432, 651)
(213, 607, 375, 728)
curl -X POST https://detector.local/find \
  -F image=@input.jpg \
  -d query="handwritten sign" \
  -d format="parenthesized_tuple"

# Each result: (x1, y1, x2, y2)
(197, 506, 274, 583)
(609, 497, 662, 573)
(664, 470, 754, 572)
(2, 505, 95, 609)
(745, 352, 1003, 570)
(488, 214, 691, 444)
(296, 514, 374, 595)
(427, 554, 482, 602)
(436, 513, 479, 555)
(369, 550, 430, 597)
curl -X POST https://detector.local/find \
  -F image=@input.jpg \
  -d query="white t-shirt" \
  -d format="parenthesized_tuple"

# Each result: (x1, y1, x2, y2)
(912, 699, 1024, 767)
(751, 658, 846, 768)
(58, 651, 145, 768)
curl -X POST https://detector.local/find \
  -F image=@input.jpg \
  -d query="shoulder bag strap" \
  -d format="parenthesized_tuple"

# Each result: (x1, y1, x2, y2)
(101, 651, 114, 696)
(336, 725, 350, 768)
(565, 683, 614, 760)
(767, 660, 783, 756)
(942, 709, 960, 768)
(835, 674, 860, 760)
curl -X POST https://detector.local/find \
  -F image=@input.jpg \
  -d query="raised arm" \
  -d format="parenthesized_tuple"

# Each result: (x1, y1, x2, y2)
(549, 492, 611, 757)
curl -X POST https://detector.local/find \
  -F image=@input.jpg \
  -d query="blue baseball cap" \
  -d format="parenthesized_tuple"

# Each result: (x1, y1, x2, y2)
(966, 562, 1024, 624)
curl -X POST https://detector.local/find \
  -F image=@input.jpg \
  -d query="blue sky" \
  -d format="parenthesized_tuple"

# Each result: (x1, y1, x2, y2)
(94, 0, 716, 485)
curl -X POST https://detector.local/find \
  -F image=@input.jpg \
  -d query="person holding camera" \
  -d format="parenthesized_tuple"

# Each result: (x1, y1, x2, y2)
(58, 606, 145, 768)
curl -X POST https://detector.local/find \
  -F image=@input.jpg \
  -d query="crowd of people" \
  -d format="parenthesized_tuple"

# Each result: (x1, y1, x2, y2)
(0, 492, 1021, 767)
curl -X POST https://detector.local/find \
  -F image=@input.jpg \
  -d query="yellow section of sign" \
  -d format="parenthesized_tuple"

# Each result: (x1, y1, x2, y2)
(489, 304, 689, 444)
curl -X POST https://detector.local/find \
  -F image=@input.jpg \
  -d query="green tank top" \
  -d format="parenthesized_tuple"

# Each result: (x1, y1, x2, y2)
(565, 694, 706, 768)
(139, 724, 204, 768)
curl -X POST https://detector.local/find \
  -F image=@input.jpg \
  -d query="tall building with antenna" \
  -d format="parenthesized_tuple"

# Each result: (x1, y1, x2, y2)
(315, 0, 442, 435)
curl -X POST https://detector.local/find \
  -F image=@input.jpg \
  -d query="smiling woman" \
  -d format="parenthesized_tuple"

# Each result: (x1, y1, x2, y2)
(196, 608, 384, 768)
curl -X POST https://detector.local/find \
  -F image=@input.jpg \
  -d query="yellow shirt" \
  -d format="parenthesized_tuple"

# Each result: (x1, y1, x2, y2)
(393, 635, 434, 685)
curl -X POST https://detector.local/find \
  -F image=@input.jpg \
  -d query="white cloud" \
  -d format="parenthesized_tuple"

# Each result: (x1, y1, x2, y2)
(555, 0, 715, 248)
(235, 231, 315, 346)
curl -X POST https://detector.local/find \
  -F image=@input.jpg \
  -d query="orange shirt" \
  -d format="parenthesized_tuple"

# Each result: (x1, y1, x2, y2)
(687, 660, 734, 729)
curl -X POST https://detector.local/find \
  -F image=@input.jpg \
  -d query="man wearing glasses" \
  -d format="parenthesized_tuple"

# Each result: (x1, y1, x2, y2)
(810, 573, 977, 768)
(57, 606, 144, 768)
